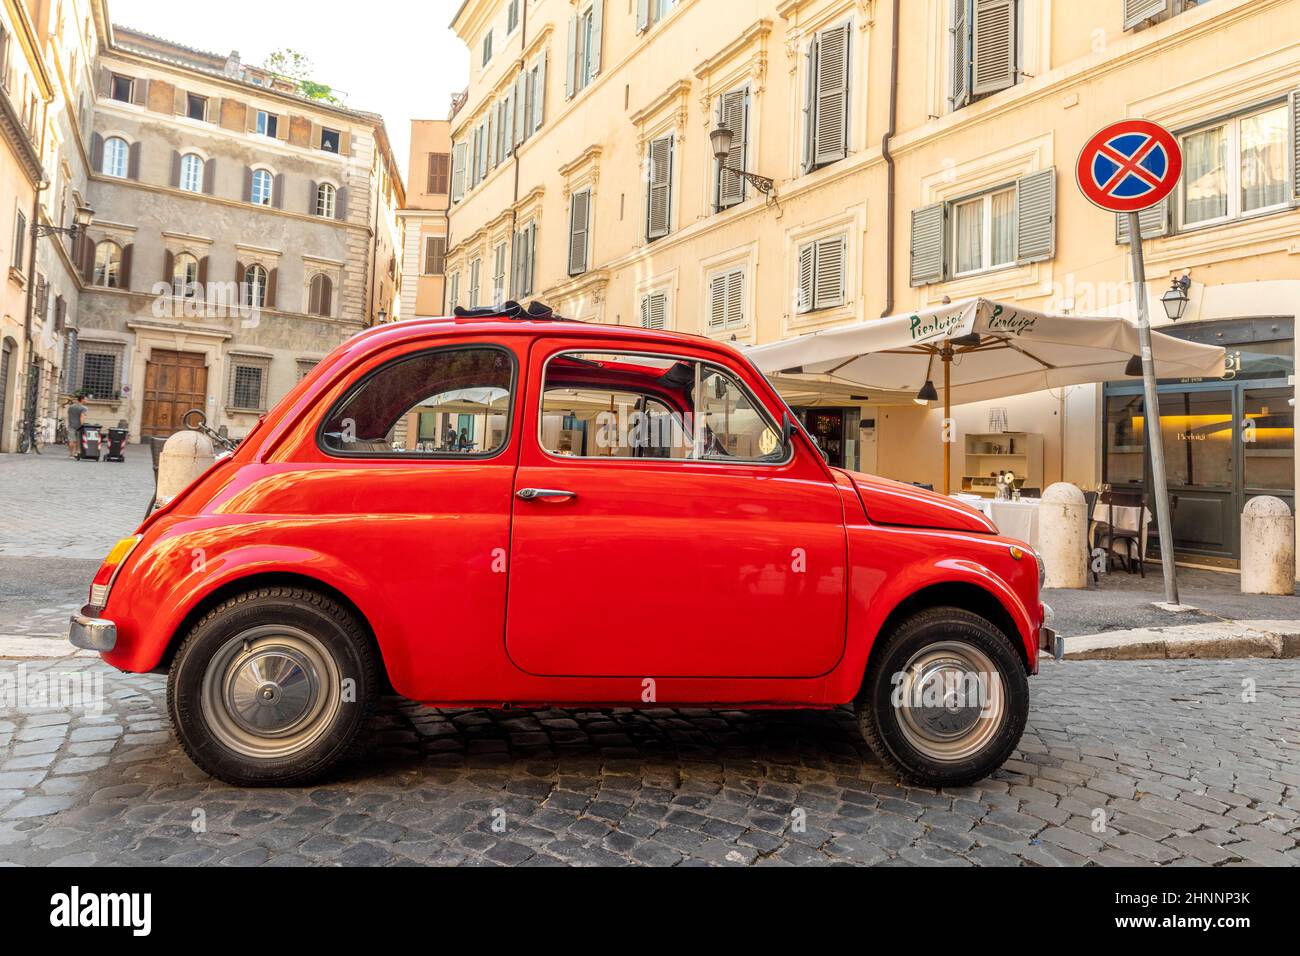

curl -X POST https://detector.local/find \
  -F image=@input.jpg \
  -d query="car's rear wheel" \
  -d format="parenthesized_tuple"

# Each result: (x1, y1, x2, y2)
(167, 587, 378, 787)
(856, 607, 1028, 788)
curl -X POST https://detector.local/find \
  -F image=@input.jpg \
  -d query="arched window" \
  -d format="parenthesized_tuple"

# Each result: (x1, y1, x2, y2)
(251, 169, 273, 206)
(308, 273, 333, 317)
(172, 253, 200, 298)
(93, 241, 122, 287)
(179, 153, 204, 192)
(243, 264, 268, 308)
(315, 182, 337, 218)
(102, 137, 129, 177)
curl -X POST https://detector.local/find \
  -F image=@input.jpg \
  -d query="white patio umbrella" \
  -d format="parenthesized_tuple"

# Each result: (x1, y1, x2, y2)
(748, 298, 1226, 494)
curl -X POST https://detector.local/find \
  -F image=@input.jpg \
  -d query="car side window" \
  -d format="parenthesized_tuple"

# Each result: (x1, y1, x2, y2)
(539, 351, 785, 463)
(320, 347, 514, 457)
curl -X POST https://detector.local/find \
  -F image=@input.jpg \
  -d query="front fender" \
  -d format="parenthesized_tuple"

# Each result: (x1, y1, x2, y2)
(828, 525, 1041, 703)
(100, 518, 405, 677)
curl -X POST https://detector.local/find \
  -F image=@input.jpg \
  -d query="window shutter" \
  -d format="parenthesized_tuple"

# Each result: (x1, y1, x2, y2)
(565, 15, 578, 99)
(1291, 89, 1300, 204)
(170, 150, 182, 188)
(971, 0, 1016, 97)
(309, 180, 319, 213)
(478, 120, 490, 182)
(1124, 0, 1171, 30)
(524, 223, 537, 296)
(502, 90, 515, 155)
(469, 258, 481, 307)
(243, 166, 254, 202)
(119, 243, 133, 290)
(235, 261, 245, 286)
(708, 275, 727, 330)
(726, 269, 744, 328)
(197, 256, 208, 288)
(813, 235, 846, 310)
(716, 89, 748, 208)
(640, 292, 667, 330)
(910, 203, 946, 286)
(203, 157, 216, 194)
(131, 78, 148, 107)
(127, 142, 141, 180)
(91, 133, 104, 171)
(568, 189, 590, 275)
(796, 243, 815, 313)
(533, 54, 547, 131)
(162, 249, 174, 285)
(1015, 168, 1056, 264)
(451, 142, 467, 200)
(636, 0, 650, 34)
(266, 268, 278, 310)
(97, 68, 111, 98)
(950, 0, 970, 109)
(646, 135, 673, 240)
(514, 72, 528, 145)
(336, 187, 348, 221)
(1115, 201, 1170, 244)
(812, 24, 850, 167)
(590, 1, 604, 77)
(487, 106, 497, 169)
(273, 173, 285, 209)
(493, 243, 507, 303)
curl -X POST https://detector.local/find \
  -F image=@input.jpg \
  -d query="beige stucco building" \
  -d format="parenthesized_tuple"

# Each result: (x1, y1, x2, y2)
(445, 0, 1300, 566)
(398, 118, 452, 318)
(1, 0, 99, 453)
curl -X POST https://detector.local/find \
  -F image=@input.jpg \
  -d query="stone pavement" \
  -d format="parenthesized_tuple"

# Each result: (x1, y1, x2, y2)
(0, 656, 1297, 866)
(0, 449, 154, 561)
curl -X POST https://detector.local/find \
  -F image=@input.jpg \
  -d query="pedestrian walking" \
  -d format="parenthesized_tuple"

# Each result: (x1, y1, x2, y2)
(65, 393, 89, 459)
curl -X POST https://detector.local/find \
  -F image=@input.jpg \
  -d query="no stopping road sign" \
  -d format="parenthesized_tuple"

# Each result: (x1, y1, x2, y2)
(1076, 119, 1182, 213)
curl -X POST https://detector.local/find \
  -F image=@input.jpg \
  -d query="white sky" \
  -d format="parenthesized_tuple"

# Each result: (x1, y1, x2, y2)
(108, 0, 469, 184)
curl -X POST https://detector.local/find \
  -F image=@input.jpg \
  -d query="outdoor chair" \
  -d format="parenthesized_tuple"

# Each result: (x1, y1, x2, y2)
(1082, 490, 1100, 584)
(1095, 490, 1147, 577)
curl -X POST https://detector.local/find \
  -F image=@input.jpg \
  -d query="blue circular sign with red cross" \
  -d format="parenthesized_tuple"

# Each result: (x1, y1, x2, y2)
(1076, 119, 1183, 213)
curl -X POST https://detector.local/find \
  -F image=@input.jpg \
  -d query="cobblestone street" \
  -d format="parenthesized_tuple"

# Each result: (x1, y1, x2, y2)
(1, 452, 1298, 866)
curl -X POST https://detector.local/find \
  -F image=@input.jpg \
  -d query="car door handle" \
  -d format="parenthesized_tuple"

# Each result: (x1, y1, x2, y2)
(517, 488, 577, 501)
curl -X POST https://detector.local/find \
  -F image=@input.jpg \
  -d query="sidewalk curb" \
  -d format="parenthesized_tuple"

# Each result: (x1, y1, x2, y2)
(1062, 619, 1300, 661)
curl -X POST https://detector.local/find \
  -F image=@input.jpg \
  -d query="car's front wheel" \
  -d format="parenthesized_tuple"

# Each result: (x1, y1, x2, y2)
(167, 587, 378, 787)
(857, 607, 1029, 788)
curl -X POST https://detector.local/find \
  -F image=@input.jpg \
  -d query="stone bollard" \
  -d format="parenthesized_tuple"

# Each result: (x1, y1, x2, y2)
(1038, 483, 1088, 589)
(1241, 496, 1295, 595)
(155, 430, 215, 509)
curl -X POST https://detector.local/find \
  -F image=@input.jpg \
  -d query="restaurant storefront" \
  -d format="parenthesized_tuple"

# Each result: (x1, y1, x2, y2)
(1103, 317, 1294, 564)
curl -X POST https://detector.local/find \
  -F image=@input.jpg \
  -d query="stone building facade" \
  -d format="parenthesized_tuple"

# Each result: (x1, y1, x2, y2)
(72, 24, 404, 441)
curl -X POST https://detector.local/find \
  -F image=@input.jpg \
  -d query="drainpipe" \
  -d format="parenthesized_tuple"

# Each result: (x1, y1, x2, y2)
(879, 0, 900, 318)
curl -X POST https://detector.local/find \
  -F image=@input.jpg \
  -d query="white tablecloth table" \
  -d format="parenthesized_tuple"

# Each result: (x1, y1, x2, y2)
(953, 495, 1041, 548)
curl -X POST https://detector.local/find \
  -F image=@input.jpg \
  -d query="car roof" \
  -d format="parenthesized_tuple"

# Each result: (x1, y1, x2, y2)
(346, 313, 734, 353)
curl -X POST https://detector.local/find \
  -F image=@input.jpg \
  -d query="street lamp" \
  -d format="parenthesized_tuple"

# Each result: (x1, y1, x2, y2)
(1161, 274, 1191, 322)
(709, 125, 775, 198)
(32, 203, 94, 242)
(376, 308, 388, 324)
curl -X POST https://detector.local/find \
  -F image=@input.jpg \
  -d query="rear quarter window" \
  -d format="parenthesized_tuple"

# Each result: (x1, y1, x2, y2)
(319, 346, 515, 458)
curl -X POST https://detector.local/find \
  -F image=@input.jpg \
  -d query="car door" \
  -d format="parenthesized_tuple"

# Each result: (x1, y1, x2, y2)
(505, 339, 847, 679)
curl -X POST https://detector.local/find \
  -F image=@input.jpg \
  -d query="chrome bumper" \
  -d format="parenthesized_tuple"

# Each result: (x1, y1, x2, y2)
(1038, 602, 1061, 662)
(69, 615, 117, 652)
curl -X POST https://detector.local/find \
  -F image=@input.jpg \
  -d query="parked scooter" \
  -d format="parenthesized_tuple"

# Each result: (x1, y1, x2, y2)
(77, 423, 104, 461)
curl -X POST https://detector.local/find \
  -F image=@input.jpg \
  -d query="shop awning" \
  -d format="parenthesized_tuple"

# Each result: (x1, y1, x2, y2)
(748, 298, 1226, 406)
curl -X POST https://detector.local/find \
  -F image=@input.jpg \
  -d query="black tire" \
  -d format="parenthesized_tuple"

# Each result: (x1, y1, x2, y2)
(167, 587, 379, 787)
(857, 607, 1028, 788)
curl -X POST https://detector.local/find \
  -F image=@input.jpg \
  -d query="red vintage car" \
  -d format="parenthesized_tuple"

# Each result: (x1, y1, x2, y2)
(70, 305, 1052, 788)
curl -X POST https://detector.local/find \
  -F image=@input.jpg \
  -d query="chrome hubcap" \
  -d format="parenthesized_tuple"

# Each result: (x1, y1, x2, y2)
(201, 626, 341, 760)
(893, 640, 1005, 763)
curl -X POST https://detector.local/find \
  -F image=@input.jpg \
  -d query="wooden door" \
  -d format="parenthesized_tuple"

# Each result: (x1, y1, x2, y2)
(142, 350, 208, 438)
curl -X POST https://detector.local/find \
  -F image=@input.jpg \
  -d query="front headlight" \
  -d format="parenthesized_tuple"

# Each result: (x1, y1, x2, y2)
(1035, 550, 1046, 590)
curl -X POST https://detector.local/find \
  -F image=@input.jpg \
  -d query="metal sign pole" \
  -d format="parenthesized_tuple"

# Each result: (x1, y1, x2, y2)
(1127, 211, 1180, 607)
